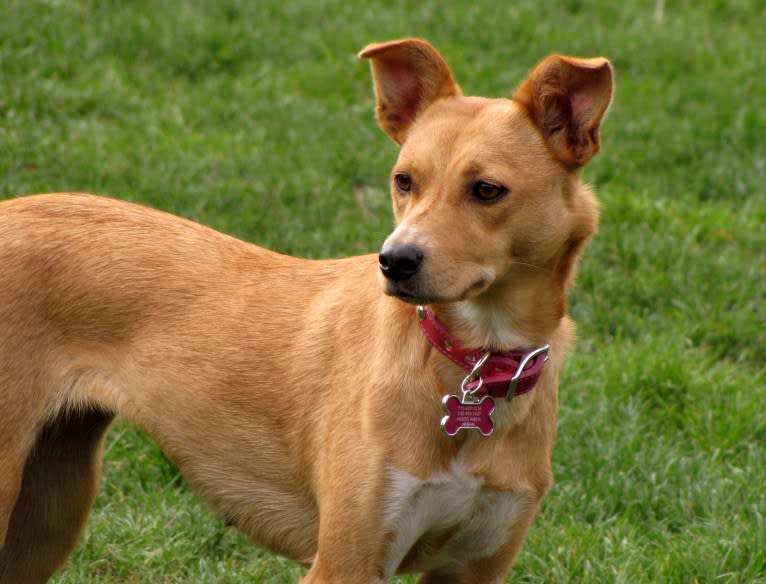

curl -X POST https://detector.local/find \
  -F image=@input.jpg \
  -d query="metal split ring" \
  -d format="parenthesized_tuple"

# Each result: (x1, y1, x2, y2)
(460, 351, 492, 396)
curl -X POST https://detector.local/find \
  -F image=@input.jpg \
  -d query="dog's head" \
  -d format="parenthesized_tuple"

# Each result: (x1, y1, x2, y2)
(360, 39, 612, 326)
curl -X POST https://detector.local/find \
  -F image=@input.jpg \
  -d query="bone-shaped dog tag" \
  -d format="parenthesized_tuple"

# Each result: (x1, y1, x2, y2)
(440, 395, 495, 437)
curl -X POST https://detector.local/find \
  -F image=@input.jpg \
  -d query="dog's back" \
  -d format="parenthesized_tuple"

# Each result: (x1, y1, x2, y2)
(0, 194, 343, 579)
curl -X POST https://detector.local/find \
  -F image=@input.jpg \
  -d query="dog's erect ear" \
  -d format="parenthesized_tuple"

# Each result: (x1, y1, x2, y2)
(359, 38, 462, 144)
(513, 55, 613, 167)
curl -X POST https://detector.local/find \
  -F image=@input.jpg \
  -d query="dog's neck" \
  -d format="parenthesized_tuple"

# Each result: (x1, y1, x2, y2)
(441, 300, 534, 351)
(431, 267, 565, 352)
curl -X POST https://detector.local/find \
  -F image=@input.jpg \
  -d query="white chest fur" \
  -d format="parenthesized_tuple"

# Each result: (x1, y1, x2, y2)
(381, 463, 529, 578)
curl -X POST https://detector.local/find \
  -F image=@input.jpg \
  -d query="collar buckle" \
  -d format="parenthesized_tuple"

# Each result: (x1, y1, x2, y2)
(505, 345, 550, 401)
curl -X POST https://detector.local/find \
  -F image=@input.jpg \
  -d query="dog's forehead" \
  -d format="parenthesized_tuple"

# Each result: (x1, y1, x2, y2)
(416, 97, 517, 141)
(399, 96, 549, 172)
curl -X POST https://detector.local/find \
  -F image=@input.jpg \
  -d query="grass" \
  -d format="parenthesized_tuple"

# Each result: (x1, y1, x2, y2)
(1, 0, 764, 581)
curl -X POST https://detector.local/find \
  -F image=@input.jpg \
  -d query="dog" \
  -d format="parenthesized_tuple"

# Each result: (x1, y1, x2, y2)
(0, 38, 612, 583)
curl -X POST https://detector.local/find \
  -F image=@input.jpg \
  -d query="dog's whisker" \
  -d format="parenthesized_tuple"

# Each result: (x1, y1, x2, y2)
(512, 260, 551, 274)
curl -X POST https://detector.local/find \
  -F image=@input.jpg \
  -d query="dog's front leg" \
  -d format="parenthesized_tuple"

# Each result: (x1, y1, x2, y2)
(300, 528, 388, 583)
(301, 549, 387, 584)
(298, 444, 391, 584)
(415, 497, 541, 584)
(300, 489, 391, 584)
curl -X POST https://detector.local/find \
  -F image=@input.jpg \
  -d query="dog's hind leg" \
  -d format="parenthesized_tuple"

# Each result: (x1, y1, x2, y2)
(0, 443, 26, 553)
(0, 407, 114, 584)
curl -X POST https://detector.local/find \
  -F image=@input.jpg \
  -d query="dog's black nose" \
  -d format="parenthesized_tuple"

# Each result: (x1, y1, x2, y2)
(379, 245, 423, 281)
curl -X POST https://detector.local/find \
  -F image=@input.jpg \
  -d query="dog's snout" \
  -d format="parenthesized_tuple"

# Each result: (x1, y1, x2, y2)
(379, 245, 423, 282)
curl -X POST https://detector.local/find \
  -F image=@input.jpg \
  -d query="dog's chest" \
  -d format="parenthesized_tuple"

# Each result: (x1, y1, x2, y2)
(382, 464, 528, 577)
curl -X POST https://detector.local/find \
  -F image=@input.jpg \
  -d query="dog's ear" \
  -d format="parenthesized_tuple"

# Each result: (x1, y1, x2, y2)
(513, 55, 613, 167)
(359, 38, 462, 144)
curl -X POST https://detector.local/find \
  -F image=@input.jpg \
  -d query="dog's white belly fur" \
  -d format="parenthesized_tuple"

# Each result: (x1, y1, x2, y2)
(382, 463, 528, 578)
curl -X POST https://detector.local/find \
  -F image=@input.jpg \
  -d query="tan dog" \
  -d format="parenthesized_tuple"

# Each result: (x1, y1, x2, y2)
(0, 39, 612, 583)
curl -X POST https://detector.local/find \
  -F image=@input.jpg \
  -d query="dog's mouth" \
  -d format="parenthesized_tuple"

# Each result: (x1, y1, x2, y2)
(381, 274, 493, 305)
(382, 282, 436, 305)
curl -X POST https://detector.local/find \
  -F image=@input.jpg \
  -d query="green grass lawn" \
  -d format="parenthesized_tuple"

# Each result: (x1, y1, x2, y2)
(2, 0, 764, 582)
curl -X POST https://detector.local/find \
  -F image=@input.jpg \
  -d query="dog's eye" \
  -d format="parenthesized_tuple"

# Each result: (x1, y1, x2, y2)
(394, 173, 412, 194)
(472, 181, 507, 202)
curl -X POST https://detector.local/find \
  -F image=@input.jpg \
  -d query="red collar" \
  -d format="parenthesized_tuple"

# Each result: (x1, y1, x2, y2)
(417, 305, 549, 400)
